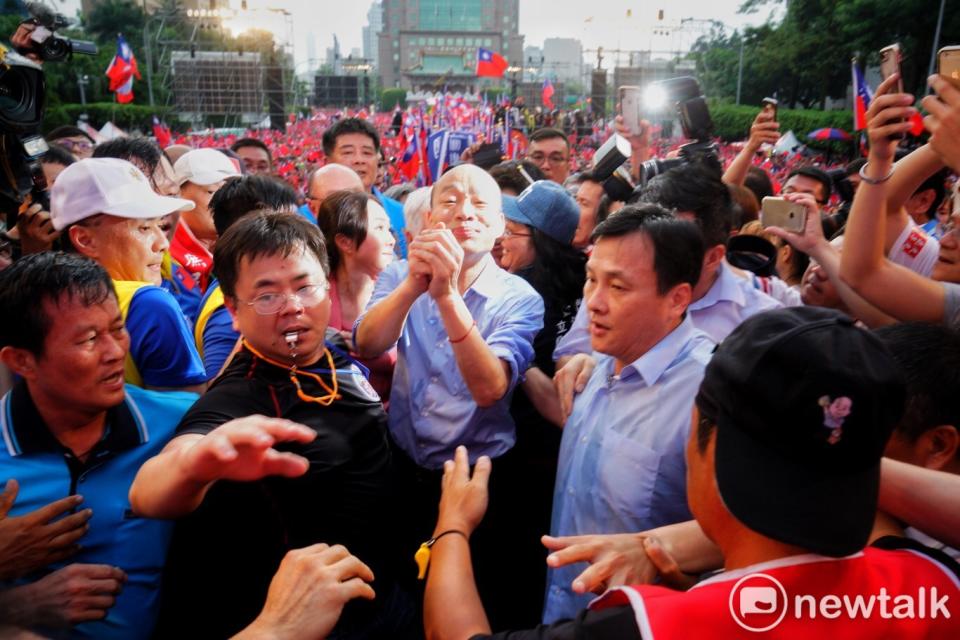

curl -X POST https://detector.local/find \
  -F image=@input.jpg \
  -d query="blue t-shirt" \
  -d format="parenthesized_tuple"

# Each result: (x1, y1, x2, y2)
(0, 383, 197, 639)
(126, 287, 207, 387)
(200, 305, 239, 378)
(160, 259, 203, 325)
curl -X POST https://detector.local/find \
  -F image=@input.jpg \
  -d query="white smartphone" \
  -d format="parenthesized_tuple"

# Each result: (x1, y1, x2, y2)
(761, 197, 807, 233)
(618, 86, 643, 136)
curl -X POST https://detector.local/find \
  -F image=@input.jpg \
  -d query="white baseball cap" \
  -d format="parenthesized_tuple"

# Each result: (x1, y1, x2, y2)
(174, 148, 241, 186)
(50, 157, 195, 231)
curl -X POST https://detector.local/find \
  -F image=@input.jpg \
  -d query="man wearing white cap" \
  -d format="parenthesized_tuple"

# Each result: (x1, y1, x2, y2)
(51, 157, 207, 393)
(171, 148, 241, 291)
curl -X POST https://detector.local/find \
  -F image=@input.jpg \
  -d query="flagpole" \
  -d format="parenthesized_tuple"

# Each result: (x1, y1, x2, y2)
(927, 0, 947, 93)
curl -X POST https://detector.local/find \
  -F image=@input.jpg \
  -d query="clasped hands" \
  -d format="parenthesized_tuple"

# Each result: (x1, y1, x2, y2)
(407, 223, 465, 301)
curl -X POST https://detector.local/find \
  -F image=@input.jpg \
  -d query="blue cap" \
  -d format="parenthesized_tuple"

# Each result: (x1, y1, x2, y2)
(501, 180, 580, 245)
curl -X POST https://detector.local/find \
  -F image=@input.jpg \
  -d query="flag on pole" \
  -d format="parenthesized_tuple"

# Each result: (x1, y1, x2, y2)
(542, 78, 555, 109)
(105, 34, 141, 104)
(398, 131, 421, 181)
(852, 59, 873, 131)
(476, 47, 508, 78)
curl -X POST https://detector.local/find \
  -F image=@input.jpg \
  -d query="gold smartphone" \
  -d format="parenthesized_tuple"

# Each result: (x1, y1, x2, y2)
(760, 197, 807, 233)
(939, 46, 960, 90)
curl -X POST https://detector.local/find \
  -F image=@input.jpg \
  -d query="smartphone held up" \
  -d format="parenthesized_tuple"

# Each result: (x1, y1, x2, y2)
(760, 197, 807, 234)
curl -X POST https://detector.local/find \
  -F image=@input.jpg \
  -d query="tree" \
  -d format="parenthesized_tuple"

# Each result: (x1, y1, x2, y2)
(691, 0, 960, 109)
(84, 0, 145, 44)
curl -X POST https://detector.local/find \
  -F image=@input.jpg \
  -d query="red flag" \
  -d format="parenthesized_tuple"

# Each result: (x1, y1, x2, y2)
(542, 78, 555, 109)
(908, 111, 925, 137)
(152, 116, 172, 148)
(397, 130, 421, 181)
(851, 60, 873, 131)
(476, 47, 508, 78)
(105, 34, 141, 104)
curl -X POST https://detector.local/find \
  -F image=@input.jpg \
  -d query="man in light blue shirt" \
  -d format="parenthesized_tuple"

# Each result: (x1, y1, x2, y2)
(554, 159, 780, 363)
(355, 163, 543, 469)
(355, 163, 543, 628)
(544, 204, 715, 623)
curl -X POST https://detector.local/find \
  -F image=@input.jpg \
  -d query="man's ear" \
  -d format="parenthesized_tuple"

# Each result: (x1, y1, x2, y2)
(667, 282, 693, 320)
(0, 346, 38, 381)
(703, 244, 726, 274)
(222, 295, 241, 333)
(68, 225, 98, 259)
(918, 425, 960, 472)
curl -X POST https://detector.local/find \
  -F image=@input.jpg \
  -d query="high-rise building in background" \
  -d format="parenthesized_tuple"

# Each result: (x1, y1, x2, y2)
(542, 38, 582, 85)
(362, 1, 383, 71)
(378, 0, 523, 91)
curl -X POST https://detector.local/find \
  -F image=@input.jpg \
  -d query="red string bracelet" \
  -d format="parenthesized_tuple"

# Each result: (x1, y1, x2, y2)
(449, 320, 477, 344)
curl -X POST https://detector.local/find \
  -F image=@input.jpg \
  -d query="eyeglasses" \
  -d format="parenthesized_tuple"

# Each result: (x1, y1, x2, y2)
(527, 152, 568, 165)
(238, 283, 329, 315)
(501, 229, 531, 239)
(59, 139, 93, 152)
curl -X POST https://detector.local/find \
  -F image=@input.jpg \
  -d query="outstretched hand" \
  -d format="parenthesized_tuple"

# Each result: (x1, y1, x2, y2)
(178, 416, 316, 485)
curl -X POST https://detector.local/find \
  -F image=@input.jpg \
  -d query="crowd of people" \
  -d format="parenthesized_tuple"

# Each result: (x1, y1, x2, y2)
(2, 27, 960, 639)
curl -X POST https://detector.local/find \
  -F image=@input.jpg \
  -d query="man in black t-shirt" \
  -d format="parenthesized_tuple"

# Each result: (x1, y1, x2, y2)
(129, 212, 416, 639)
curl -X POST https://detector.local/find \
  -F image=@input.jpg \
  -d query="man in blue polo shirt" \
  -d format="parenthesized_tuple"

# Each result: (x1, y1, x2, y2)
(0, 253, 197, 638)
(322, 118, 408, 257)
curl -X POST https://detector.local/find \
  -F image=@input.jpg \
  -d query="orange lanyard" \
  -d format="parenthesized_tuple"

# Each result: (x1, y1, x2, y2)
(241, 339, 341, 406)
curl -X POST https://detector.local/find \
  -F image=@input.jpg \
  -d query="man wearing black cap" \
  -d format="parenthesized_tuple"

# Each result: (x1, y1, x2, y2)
(422, 307, 960, 639)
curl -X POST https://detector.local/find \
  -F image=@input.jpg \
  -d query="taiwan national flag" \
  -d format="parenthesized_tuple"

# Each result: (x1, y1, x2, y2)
(851, 59, 873, 131)
(542, 78, 555, 109)
(105, 34, 141, 104)
(477, 47, 508, 78)
(398, 131, 421, 181)
(152, 116, 172, 148)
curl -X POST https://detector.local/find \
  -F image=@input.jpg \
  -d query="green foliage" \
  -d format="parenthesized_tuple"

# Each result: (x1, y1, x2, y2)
(43, 103, 172, 134)
(83, 0, 145, 44)
(380, 88, 407, 110)
(710, 102, 854, 142)
(691, 0, 960, 109)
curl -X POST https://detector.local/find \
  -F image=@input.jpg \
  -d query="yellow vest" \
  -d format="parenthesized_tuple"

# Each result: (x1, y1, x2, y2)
(194, 284, 225, 360)
(113, 280, 152, 387)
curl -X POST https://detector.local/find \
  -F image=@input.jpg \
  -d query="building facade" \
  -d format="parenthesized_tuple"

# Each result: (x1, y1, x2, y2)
(542, 38, 582, 85)
(378, 0, 523, 91)
(363, 1, 384, 72)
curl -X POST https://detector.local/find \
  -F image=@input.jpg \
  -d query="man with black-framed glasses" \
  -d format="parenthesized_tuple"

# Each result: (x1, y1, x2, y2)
(526, 128, 571, 184)
(129, 211, 418, 640)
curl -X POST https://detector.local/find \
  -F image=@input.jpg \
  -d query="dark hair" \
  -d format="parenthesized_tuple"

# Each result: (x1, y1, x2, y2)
(744, 166, 774, 203)
(845, 158, 867, 176)
(874, 323, 960, 445)
(591, 203, 704, 295)
(92, 137, 168, 184)
(639, 157, 732, 248)
(0, 253, 115, 355)
(231, 137, 273, 162)
(529, 127, 569, 149)
(47, 125, 94, 144)
(322, 118, 381, 155)
(729, 184, 760, 227)
(913, 168, 950, 222)
(213, 211, 330, 299)
(695, 403, 717, 454)
(786, 166, 832, 203)
(316, 191, 380, 271)
(488, 160, 545, 194)
(210, 175, 299, 237)
(527, 227, 588, 305)
(42, 144, 77, 167)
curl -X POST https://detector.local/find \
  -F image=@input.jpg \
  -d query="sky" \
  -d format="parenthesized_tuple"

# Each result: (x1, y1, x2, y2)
(58, 0, 779, 68)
